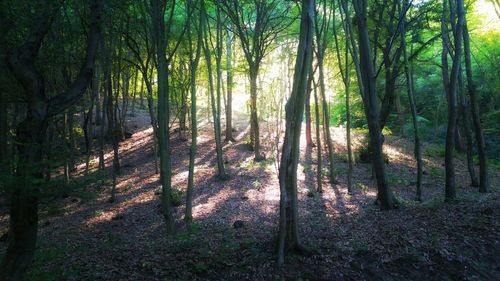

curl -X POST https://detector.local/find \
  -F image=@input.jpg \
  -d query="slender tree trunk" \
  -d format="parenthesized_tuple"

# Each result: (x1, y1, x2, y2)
(313, 79, 322, 193)
(225, 26, 235, 142)
(318, 61, 336, 183)
(443, 0, 464, 201)
(344, 41, 353, 194)
(67, 108, 76, 176)
(315, 0, 336, 182)
(145, 77, 159, 174)
(277, 0, 314, 267)
(332, 0, 352, 191)
(185, 0, 202, 226)
(179, 60, 188, 141)
(305, 74, 314, 147)
(95, 73, 102, 126)
(462, 11, 488, 192)
(395, 93, 405, 136)
(459, 69, 479, 187)
(249, 69, 263, 161)
(152, 0, 175, 235)
(98, 82, 106, 170)
(120, 72, 130, 139)
(131, 68, 139, 115)
(201, 0, 227, 179)
(353, 0, 396, 210)
(139, 73, 145, 109)
(103, 45, 120, 202)
(215, 3, 227, 178)
(400, 0, 423, 201)
(63, 112, 71, 184)
(84, 90, 97, 175)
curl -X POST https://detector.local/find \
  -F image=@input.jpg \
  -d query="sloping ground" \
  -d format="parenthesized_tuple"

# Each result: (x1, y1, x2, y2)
(0, 109, 498, 281)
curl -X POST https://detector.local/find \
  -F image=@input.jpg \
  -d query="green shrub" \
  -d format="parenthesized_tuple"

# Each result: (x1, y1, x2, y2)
(170, 188, 183, 207)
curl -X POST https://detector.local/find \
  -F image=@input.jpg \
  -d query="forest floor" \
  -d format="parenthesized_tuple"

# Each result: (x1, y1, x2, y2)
(0, 108, 499, 281)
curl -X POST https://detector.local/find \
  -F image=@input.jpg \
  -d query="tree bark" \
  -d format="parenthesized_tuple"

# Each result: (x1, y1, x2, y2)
(353, 0, 397, 210)
(201, 0, 227, 179)
(313, 79, 322, 193)
(462, 9, 488, 192)
(179, 59, 188, 141)
(225, 26, 235, 142)
(305, 74, 314, 147)
(0, 2, 102, 279)
(249, 69, 263, 161)
(400, 0, 423, 201)
(277, 0, 314, 267)
(185, 0, 202, 227)
(443, 0, 464, 201)
(314, 1, 336, 184)
(152, 0, 175, 235)
(458, 69, 479, 187)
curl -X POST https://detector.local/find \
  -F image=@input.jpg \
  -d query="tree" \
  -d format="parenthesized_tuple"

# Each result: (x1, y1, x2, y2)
(333, 0, 353, 192)
(277, 0, 314, 267)
(123, 0, 160, 174)
(151, 0, 176, 235)
(225, 25, 236, 142)
(222, 0, 291, 161)
(399, 0, 423, 201)
(185, 0, 203, 227)
(314, 0, 337, 183)
(201, 0, 227, 179)
(462, 1, 489, 193)
(0, 2, 102, 279)
(352, 0, 397, 210)
(441, 0, 465, 201)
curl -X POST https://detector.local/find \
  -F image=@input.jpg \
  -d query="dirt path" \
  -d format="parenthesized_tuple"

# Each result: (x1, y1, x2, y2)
(0, 109, 498, 280)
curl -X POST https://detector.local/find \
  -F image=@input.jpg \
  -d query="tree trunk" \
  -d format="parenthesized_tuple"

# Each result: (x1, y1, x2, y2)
(332, 0, 351, 192)
(0, 2, 102, 278)
(152, 0, 175, 235)
(179, 60, 188, 141)
(84, 88, 97, 175)
(462, 11, 488, 192)
(305, 74, 314, 147)
(344, 38, 353, 194)
(104, 55, 120, 202)
(120, 72, 130, 139)
(0, 117, 45, 281)
(145, 76, 159, 174)
(400, 0, 423, 201)
(313, 80, 322, 193)
(459, 69, 479, 187)
(201, 0, 227, 179)
(131, 68, 139, 115)
(443, 0, 464, 201)
(314, 1, 336, 182)
(318, 61, 336, 184)
(225, 26, 235, 142)
(249, 69, 263, 161)
(185, 0, 202, 227)
(353, 0, 397, 210)
(277, 0, 314, 267)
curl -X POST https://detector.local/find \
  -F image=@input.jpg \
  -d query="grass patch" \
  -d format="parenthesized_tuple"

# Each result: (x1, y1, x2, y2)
(429, 167, 444, 177)
(424, 144, 446, 158)
(26, 244, 84, 281)
(421, 197, 444, 209)
(354, 183, 368, 194)
(388, 175, 410, 186)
